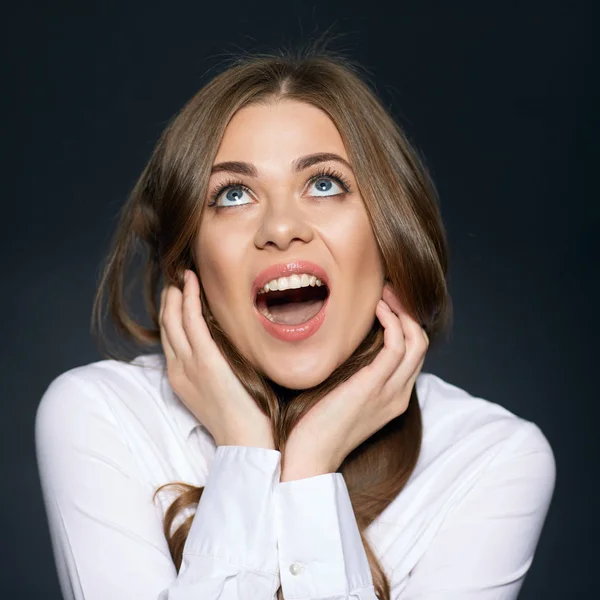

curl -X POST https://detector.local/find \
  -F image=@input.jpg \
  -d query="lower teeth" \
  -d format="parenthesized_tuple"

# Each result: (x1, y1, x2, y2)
(260, 309, 277, 323)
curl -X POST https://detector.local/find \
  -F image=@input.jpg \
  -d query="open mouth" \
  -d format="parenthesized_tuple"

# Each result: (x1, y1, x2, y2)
(255, 283, 330, 326)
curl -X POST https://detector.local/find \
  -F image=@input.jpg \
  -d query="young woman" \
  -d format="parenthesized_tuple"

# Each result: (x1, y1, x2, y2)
(34, 48, 556, 600)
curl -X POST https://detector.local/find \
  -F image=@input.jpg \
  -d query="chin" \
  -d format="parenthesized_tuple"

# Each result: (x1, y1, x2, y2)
(263, 356, 337, 390)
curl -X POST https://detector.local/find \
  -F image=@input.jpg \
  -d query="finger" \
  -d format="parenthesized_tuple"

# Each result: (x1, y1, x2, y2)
(397, 309, 430, 374)
(158, 285, 177, 363)
(181, 269, 213, 353)
(158, 285, 176, 360)
(363, 299, 407, 385)
(382, 350, 426, 416)
(159, 285, 167, 323)
(162, 277, 193, 358)
(381, 311, 430, 404)
(160, 316, 177, 361)
(381, 284, 403, 315)
(382, 284, 429, 358)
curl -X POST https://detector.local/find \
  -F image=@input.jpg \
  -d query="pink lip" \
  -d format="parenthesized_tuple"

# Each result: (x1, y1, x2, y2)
(254, 290, 330, 342)
(252, 260, 331, 343)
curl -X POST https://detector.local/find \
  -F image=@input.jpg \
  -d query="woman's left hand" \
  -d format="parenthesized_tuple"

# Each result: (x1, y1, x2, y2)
(280, 283, 429, 481)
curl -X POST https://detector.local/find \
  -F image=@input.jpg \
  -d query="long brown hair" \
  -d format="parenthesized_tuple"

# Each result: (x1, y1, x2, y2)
(91, 41, 452, 599)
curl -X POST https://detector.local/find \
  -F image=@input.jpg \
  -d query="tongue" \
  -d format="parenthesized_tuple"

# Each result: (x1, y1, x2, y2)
(268, 299, 325, 325)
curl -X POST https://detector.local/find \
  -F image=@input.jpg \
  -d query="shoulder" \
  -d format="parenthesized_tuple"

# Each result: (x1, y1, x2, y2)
(376, 374, 556, 590)
(373, 372, 555, 537)
(412, 371, 555, 499)
(35, 353, 212, 498)
(415, 371, 554, 454)
(34, 353, 171, 454)
(36, 352, 165, 414)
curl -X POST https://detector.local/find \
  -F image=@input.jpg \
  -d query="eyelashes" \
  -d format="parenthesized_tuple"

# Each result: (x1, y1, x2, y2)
(207, 166, 353, 209)
(207, 178, 250, 206)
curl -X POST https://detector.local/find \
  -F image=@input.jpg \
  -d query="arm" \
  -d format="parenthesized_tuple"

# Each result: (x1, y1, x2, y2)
(34, 372, 281, 600)
(273, 470, 379, 599)
(272, 422, 556, 600)
(394, 422, 556, 599)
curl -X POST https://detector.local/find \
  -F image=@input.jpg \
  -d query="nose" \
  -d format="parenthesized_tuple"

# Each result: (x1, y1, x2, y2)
(254, 198, 314, 251)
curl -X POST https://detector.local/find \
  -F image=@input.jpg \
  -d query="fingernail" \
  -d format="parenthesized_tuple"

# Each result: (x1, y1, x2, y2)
(184, 271, 190, 283)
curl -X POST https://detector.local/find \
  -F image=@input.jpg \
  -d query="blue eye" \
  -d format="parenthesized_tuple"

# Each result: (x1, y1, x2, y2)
(217, 185, 251, 207)
(207, 165, 352, 210)
(208, 180, 252, 208)
(309, 176, 345, 197)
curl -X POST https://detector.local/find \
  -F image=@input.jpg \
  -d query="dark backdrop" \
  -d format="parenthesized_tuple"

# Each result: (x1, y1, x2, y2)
(4, 1, 598, 598)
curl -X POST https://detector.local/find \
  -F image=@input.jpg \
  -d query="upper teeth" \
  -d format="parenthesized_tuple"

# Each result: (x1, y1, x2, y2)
(257, 273, 324, 294)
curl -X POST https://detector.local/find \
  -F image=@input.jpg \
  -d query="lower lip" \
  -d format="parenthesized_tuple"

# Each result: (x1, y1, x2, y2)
(254, 293, 330, 342)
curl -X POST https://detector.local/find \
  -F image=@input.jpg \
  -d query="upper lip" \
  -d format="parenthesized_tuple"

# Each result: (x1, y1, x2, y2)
(252, 260, 330, 303)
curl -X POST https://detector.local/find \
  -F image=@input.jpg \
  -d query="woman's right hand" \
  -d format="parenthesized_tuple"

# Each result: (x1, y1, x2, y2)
(159, 268, 275, 450)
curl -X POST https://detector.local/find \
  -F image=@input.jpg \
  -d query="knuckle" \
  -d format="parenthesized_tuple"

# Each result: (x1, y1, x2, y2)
(160, 286, 169, 306)
(161, 309, 173, 329)
(390, 342, 406, 360)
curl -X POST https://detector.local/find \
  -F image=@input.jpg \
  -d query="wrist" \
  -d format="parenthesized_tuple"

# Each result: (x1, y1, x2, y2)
(280, 459, 337, 482)
(217, 432, 275, 450)
(215, 421, 275, 450)
(220, 439, 276, 450)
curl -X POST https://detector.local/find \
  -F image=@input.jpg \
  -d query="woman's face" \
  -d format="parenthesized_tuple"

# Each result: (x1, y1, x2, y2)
(194, 99, 385, 389)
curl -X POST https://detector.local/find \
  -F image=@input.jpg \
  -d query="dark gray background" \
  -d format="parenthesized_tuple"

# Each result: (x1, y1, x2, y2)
(4, 1, 598, 597)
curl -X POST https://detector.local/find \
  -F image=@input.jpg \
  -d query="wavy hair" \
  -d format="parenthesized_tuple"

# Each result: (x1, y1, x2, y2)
(92, 41, 452, 599)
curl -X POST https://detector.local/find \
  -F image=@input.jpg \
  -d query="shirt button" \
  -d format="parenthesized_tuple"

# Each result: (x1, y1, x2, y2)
(289, 562, 303, 575)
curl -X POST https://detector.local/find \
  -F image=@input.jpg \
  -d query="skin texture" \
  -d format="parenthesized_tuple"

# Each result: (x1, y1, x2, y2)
(162, 99, 429, 477)
(194, 99, 386, 390)
(160, 269, 429, 478)
(281, 285, 429, 479)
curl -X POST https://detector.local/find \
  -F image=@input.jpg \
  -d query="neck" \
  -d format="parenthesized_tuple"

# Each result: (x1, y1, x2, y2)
(266, 378, 301, 405)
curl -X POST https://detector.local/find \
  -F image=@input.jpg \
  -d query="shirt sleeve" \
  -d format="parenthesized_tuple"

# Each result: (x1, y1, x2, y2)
(273, 472, 379, 599)
(394, 421, 557, 599)
(34, 372, 282, 600)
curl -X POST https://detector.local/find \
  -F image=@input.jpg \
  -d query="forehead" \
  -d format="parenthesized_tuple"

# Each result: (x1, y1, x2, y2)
(213, 100, 349, 165)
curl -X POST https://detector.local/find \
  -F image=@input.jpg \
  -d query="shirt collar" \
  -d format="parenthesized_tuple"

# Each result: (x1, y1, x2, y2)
(156, 355, 430, 443)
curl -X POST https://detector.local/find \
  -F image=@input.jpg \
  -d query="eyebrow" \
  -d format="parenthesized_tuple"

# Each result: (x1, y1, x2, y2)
(210, 152, 353, 177)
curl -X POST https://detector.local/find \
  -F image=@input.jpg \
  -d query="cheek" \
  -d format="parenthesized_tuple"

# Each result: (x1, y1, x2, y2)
(323, 212, 384, 349)
(194, 226, 250, 321)
(325, 209, 383, 279)
(195, 231, 229, 301)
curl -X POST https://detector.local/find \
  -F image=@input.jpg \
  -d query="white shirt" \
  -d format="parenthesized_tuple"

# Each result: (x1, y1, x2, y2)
(34, 353, 556, 600)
